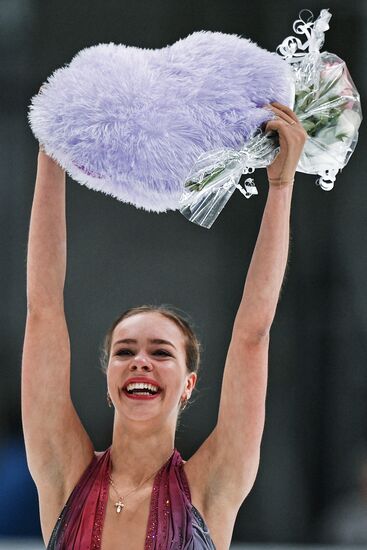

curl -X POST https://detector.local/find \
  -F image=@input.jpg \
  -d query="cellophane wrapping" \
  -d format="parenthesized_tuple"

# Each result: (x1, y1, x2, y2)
(179, 9, 362, 228)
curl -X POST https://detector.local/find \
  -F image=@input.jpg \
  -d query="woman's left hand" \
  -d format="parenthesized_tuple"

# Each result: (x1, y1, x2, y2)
(265, 102, 308, 188)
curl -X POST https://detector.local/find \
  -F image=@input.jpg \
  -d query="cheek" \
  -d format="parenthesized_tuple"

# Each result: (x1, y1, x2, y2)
(162, 366, 187, 392)
(106, 361, 122, 384)
(108, 356, 127, 370)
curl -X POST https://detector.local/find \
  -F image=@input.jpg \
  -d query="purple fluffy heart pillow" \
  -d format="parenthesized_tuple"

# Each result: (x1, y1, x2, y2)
(28, 31, 294, 212)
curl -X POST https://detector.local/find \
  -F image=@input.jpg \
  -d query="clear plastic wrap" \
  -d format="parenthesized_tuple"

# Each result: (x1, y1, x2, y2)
(179, 130, 280, 227)
(293, 51, 361, 190)
(179, 9, 362, 228)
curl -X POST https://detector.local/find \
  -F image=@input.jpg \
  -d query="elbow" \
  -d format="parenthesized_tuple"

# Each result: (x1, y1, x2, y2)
(232, 324, 271, 347)
(233, 308, 274, 345)
(26, 298, 65, 317)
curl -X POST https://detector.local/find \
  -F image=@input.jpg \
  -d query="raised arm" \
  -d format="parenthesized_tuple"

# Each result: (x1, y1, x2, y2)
(187, 104, 307, 519)
(231, 102, 307, 336)
(21, 147, 94, 540)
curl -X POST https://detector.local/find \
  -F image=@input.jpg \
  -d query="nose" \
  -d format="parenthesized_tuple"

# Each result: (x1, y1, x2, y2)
(129, 354, 153, 372)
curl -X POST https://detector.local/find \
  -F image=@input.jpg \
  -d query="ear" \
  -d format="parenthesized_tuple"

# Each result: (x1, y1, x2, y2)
(185, 372, 197, 397)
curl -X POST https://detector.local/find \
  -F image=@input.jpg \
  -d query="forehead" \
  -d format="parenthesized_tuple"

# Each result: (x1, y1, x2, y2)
(112, 312, 185, 346)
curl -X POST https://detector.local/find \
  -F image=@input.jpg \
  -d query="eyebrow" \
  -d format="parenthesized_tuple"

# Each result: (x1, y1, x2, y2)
(113, 338, 177, 350)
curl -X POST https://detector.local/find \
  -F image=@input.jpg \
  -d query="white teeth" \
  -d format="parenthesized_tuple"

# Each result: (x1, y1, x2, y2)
(126, 382, 159, 393)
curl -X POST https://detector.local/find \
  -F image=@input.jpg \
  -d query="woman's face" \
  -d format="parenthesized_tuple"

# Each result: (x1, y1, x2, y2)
(107, 312, 197, 425)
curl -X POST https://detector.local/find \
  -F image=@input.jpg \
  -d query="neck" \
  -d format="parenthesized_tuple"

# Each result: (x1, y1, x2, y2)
(109, 414, 176, 487)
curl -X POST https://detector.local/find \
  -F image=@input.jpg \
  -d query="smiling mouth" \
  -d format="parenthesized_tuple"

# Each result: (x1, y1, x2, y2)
(122, 388, 162, 400)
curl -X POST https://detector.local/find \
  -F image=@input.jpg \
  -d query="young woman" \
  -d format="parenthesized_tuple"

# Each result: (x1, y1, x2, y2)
(22, 102, 307, 549)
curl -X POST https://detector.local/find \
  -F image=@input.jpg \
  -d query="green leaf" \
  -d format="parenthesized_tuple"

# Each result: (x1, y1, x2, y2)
(185, 165, 226, 192)
(335, 132, 349, 141)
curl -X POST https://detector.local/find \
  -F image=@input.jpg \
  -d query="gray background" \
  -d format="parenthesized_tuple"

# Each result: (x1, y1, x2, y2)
(0, 0, 366, 545)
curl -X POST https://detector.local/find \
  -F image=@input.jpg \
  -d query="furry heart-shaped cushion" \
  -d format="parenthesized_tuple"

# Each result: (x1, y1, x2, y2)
(28, 31, 294, 212)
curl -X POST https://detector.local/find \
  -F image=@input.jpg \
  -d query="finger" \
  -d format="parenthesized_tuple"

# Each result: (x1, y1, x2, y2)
(270, 102, 300, 124)
(264, 104, 296, 128)
(267, 105, 297, 126)
(264, 118, 296, 138)
(264, 119, 286, 133)
(265, 118, 308, 148)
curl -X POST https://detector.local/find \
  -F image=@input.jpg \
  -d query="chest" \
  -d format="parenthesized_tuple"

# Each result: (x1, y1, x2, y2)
(100, 458, 234, 550)
(101, 485, 152, 550)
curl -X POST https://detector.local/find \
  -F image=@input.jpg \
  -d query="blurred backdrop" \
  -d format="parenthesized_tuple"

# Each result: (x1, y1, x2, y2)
(0, 0, 366, 546)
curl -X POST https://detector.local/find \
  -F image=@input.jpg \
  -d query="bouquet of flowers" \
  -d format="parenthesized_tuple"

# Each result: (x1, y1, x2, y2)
(28, 9, 361, 229)
(179, 9, 362, 228)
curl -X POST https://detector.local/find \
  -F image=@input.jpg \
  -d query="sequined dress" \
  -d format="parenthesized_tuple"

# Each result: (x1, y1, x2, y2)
(46, 448, 216, 549)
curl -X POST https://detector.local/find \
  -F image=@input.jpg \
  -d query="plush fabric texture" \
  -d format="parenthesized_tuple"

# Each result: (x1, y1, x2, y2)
(28, 31, 294, 212)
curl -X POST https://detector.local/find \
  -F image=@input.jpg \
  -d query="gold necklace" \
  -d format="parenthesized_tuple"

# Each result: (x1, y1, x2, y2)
(109, 450, 174, 514)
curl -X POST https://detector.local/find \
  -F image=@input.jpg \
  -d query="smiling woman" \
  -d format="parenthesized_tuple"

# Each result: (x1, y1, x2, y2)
(100, 305, 201, 378)
(21, 102, 307, 550)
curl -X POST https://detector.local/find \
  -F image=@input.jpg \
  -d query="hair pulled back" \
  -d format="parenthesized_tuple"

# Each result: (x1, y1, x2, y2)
(100, 304, 201, 376)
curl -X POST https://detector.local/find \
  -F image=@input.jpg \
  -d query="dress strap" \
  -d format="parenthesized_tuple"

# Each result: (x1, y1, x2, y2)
(47, 448, 110, 550)
(145, 448, 194, 549)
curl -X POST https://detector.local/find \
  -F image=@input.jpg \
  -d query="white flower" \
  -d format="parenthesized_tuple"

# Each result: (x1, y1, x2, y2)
(299, 130, 351, 172)
(313, 126, 338, 146)
(335, 109, 361, 138)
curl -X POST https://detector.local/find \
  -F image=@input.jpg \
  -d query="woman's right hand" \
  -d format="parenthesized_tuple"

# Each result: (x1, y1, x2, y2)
(265, 102, 308, 188)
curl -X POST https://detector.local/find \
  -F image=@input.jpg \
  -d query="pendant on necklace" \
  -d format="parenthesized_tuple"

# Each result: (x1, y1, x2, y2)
(114, 499, 124, 514)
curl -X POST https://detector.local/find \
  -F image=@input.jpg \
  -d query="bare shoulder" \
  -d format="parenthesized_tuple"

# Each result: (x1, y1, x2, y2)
(22, 309, 96, 543)
(183, 334, 267, 538)
(182, 433, 241, 550)
(38, 447, 96, 546)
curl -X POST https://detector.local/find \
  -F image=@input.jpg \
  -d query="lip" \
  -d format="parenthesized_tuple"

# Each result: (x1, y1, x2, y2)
(121, 376, 162, 400)
(123, 392, 161, 401)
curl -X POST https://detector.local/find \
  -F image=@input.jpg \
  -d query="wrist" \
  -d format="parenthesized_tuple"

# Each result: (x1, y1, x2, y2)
(37, 151, 65, 179)
(268, 177, 294, 189)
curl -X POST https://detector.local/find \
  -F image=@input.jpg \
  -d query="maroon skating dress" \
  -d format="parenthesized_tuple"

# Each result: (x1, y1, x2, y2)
(46, 448, 216, 549)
